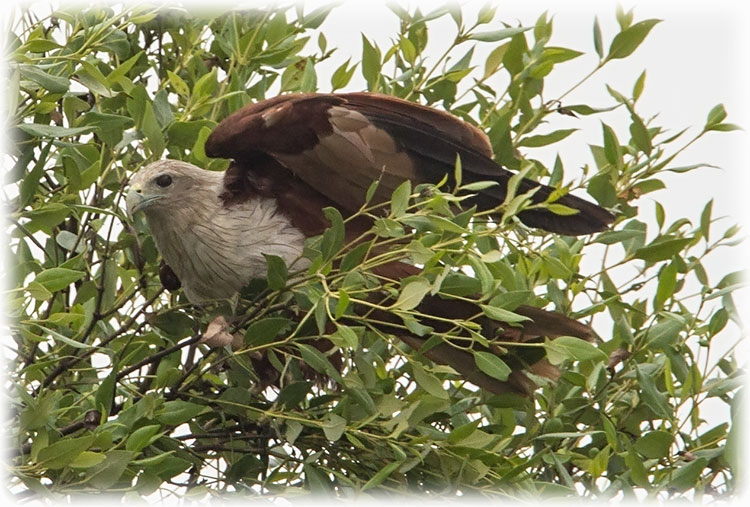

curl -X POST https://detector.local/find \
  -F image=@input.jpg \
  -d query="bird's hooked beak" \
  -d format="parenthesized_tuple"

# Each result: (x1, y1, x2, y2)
(126, 186, 163, 219)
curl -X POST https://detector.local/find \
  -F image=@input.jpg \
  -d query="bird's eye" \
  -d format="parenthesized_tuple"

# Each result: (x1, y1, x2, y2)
(155, 174, 173, 188)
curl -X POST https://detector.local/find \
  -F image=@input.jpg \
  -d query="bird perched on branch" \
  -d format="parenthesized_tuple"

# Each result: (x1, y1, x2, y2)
(126, 92, 614, 396)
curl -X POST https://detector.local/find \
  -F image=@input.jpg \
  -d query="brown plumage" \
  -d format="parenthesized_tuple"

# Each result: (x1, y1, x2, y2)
(127, 92, 613, 396)
(206, 92, 614, 236)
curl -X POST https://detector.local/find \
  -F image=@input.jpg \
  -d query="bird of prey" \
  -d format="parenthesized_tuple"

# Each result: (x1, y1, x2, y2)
(126, 92, 614, 395)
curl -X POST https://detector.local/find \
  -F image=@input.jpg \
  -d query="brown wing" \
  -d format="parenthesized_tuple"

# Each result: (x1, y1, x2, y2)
(205, 92, 614, 236)
(204, 93, 608, 396)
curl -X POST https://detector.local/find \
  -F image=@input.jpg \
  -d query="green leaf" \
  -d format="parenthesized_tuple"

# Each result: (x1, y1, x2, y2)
(546, 203, 580, 216)
(29, 323, 92, 349)
(26, 283, 53, 301)
(593, 17, 604, 58)
(22, 38, 62, 52)
(518, 128, 577, 147)
(483, 42, 509, 78)
(18, 124, 94, 138)
(321, 207, 344, 261)
(393, 278, 431, 311)
(633, 237, 692, 263)
(23, 202, 72, 234)
(18, 64, 70, 93)
(600, 414, 618, 451)
(629, 113, 652, 154)
(399, 36, 417, 64)
(473, 351, 511, 381)
(625, 446, 650, 487)
(297, 343, 342, 382)
(141, 102, 165, 157)
(705, 103, 727, 128)
(151, 310, 194, 340)
(467, 255, 494, 294)
(542, 46, 583, 64)
(321, 413, 347, 441)
(19, 142, 49, 207)
(654, 261, 678, 309)
(635, 365, 673, 419)
(80, 112, 133, 147)
(190, 126, 212, 165)
(34, 268, 85, 292)
(668, 458, 709, 492)
(708, 308, 729, 336)
(543, 336, 607, 365)
(106, 50, 143, 88)
(563, 103, 619, 116)
(304, 463, 332, 492)
(193, 67, 218, 98)
(634, 430, 673, 459)
(479, 304, 531, 324)
(332, 323, 359, 348)
(588, 446, 610, 479)
(633, 70, 646, 101)
(606, 19, 661, 61)
(277, 381, 313, 409)
(601, 122, 621, 166)
(390, 180, 411, 217)
(156, 401, 207, 425)
(632, 178, 665, 196)
(167, 70, 190, 96)
(447, 420, 480, 444)
(265, 254, 288, 290)
(340, 242, 370, 272)
(167, 120, 216, 149)
(126, 425, 162, 452)
(37, 435, 95, 469)
(95, 370, 116, 414)
(334, 290, 350, 319)
(469, 26, 531, 42)
(302, 4, 334, 28)
(707, 122, 742, 132)
(453, 154, 462, 189)
(410, 362, 448, 400)
(244, 317, 290, 346)
(76, 61, 114, 97)
(87, 450, 135, 490)
(361, 35, 381, 90)
(330, 59, 357, 91)
(300, 57, 317, 92)
(645, 315, 685, 348)
(68, 451, 106, 469)
(362, 461, 401, 491)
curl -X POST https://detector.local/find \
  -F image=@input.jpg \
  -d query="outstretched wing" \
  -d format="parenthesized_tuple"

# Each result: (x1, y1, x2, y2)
(195, 92, 610, 395)
(205, 92, 614, 235)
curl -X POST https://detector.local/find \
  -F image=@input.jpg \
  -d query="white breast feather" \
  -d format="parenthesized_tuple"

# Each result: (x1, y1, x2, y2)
(147, 193, 307, 303)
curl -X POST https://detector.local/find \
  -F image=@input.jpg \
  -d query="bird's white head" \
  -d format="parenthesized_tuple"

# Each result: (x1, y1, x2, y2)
(126, 160, 219, 218)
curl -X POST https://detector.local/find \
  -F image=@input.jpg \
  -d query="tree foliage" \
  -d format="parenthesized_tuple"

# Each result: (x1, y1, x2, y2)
(6, 3, 745, 501)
